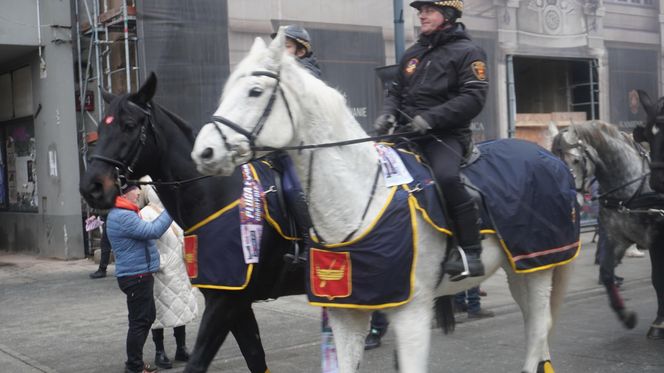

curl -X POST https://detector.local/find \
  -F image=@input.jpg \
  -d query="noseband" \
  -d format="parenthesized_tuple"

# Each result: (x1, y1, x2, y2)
(210, 70, 293, 153)
(554, 135, 596, 193)
(90, 101, 153, 176)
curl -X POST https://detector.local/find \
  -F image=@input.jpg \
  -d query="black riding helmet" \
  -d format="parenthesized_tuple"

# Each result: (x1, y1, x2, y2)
(410, 0, 463, 22)
(271, 25, 313, 55)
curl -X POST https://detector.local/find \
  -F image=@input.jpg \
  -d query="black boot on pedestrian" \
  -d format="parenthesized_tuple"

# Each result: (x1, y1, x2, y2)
(174, 346, 190, 362)
(89, 269, 107, 279)
(155, 350, 172, 369)
(364, 328, 383, 350)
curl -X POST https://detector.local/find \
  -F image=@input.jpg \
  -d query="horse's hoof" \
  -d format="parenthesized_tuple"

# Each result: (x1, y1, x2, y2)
(536, 360, 555, 373)
(620, 310, 638, 329)
(646, 325, 664, 339)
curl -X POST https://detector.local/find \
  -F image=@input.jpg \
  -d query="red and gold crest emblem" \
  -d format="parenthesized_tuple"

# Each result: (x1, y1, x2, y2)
(405, 58, 419, 76)
(310, 248, 351, 300)
(471, 61, 487, 81)
(184, 235, 199, 278)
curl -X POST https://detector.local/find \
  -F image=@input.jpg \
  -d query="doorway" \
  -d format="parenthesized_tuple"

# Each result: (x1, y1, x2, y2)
(507, 56, 599, 146)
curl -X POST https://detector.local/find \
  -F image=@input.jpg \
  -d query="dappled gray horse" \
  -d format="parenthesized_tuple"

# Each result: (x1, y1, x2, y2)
(551, 121, 664, 339)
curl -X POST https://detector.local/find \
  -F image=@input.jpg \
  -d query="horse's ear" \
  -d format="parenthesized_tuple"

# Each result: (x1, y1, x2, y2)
(637, 89, 656, 119)
(101, 90, 116, 104)
(249, 37, 267, 56)
(548, 121, 559, 137)
(132, 72, 158, 106)
(267, 26, 286, 67)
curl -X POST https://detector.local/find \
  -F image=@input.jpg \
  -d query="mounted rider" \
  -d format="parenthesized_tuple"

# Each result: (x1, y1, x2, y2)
(375, 0, 489, 280)
(272, 24, 321, 79)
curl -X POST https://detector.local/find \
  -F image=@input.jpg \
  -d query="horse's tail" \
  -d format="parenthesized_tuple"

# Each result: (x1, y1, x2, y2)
(434, 295, 456, 334)
(550, 261, 575, 334)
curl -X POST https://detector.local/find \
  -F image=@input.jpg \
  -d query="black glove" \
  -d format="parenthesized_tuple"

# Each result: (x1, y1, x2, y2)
(405, 115, 431, 134)
(373, 114, 396, 135)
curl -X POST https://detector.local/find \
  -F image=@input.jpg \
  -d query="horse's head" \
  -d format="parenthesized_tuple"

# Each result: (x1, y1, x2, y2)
(192, 28, 304, 176)
(79, 73, 158, 209)
(551, 124, 598, 205)
(634, 90, 664, 192)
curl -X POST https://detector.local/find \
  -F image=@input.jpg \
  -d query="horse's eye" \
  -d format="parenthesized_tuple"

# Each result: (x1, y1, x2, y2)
(249, 87, 263, 98)
(572, 158, 580, 164)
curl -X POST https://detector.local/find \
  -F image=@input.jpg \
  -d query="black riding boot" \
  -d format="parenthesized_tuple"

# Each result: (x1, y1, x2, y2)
(443, 200, 485, 281)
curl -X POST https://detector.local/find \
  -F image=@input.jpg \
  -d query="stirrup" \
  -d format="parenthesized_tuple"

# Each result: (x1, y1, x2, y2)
(283, 241, 308, 266)
(449, 247, 471, 282)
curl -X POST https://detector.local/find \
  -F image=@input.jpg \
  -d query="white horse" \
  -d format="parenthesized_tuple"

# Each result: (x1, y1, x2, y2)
(191, 29, 573, 373)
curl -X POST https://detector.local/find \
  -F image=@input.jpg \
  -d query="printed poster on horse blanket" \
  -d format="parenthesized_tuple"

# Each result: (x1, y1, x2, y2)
(307, 139, 580, 308)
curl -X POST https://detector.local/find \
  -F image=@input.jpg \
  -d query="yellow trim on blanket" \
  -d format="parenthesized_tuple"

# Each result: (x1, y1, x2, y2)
(249, 163, 299, 241)
(308, 194, 420, 310)
(185, 200, 240, 234)
(192, 264, 254, 290)
(313, 186, 399, 248)
(499, 239, 581, 274)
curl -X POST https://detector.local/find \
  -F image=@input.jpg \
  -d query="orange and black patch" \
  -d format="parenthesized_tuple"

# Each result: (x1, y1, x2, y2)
(471, 61, 487, 81)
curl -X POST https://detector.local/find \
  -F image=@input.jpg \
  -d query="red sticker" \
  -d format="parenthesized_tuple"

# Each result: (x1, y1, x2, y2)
(104, 116, 114, 125)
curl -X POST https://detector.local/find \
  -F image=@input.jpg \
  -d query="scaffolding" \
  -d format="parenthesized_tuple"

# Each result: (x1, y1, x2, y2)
(73, 0, 139, 256)
(74, 0, 139, 168)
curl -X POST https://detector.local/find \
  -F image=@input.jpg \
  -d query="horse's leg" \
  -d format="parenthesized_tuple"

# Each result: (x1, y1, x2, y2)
(327, 308, 370, 373)
(549, 263, 574, 338)
(599, 239, 637, 329)
(185, 290, 265, 373)
(230, 305, 268, 372)
(389, 293, 433, 373)
(519, 270, 554, 373)
(647, 243, 664, 339)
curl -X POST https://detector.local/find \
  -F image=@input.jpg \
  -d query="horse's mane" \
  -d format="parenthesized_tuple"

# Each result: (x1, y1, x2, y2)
(569, 120, 636, 154)
(153, 102, 195, 143)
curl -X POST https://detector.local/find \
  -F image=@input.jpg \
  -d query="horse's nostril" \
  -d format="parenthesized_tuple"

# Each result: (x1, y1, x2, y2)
(201, 147, 214, 160)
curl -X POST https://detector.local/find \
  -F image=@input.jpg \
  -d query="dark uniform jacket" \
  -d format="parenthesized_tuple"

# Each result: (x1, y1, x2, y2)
(382, 23, 489, 148)
(298, 54, 322, 79)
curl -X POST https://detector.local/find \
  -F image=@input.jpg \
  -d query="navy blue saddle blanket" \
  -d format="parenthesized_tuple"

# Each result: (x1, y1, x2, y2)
(183, 160, 295, 290)
(306, 138, 580, 308)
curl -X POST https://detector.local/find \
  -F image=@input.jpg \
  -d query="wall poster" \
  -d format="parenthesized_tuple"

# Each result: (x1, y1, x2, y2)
(3, 118, 38, 212)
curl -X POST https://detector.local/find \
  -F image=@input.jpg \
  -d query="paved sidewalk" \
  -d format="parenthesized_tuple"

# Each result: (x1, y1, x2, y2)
(0, 232, 656, 372)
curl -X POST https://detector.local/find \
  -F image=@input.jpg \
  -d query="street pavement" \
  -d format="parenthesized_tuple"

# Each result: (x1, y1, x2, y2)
(0, 232, 663, 373)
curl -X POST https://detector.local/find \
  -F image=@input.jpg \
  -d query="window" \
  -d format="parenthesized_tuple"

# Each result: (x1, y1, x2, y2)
(606, 0, 656, 7)
(0, 66, 37, 212)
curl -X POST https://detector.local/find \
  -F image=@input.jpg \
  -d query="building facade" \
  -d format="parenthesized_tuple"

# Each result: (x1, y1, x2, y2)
(0, 0, 83, 258)
(0, 0, 661, 257)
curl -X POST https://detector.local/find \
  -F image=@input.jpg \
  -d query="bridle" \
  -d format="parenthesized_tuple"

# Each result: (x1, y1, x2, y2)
(90, 101, 153, 177)
(554, 133, 598, 194)
(210, 70, 294, 156)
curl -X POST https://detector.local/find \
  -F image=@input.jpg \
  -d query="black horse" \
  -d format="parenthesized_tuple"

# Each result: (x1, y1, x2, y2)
(79, 73, 304, 372)
(551, 120, 664, 340)
(633, 90, 664, 339)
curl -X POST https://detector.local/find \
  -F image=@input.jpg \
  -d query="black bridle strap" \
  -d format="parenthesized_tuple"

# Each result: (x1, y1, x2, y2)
(89, 103, 151, 173)
(211, 70, 285, 146)
(252, 131, 428, 152)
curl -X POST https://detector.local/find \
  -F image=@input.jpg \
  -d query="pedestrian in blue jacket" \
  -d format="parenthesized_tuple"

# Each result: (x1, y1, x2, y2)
(106, 184, 173, 373)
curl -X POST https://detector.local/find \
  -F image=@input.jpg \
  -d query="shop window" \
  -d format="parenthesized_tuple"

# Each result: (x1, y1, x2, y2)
(2, 118, 38, 212)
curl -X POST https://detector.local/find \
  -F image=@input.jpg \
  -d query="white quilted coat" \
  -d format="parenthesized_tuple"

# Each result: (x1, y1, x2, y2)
(140, 185, 199, 329)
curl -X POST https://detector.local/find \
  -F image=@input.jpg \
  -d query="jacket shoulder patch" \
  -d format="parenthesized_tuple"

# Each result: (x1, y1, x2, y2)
(471, 61, 487, 81)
